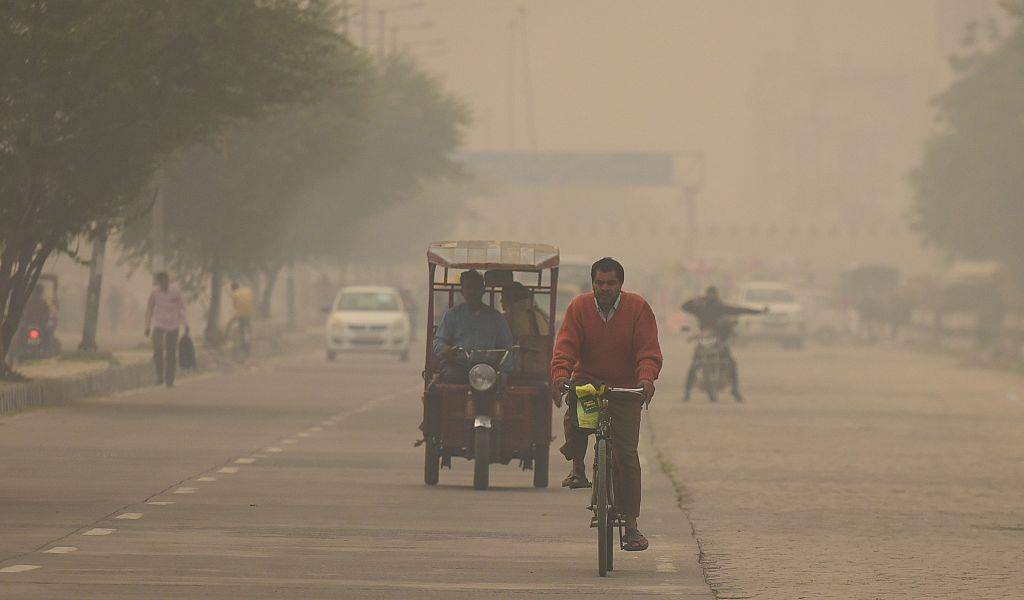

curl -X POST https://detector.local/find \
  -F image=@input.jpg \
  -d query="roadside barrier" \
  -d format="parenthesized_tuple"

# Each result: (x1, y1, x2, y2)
(0, 359, 153, 416)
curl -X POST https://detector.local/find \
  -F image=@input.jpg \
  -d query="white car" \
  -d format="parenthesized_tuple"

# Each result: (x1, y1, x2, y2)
(325, 286, 411, 361)
(734, 282, 806, 348)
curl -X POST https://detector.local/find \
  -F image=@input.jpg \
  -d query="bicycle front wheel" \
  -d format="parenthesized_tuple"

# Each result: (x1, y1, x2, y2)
(596, 437, 610, 577)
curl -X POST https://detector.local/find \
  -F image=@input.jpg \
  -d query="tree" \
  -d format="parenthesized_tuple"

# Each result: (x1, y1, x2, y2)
(911, 1, 1024, 285)
(119, 55, 470, 338)
(0, 0, 346, 376)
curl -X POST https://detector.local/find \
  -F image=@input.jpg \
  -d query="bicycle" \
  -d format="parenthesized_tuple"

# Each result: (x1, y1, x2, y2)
(561, 382, 645, 577)
(223, 316, 252, 362)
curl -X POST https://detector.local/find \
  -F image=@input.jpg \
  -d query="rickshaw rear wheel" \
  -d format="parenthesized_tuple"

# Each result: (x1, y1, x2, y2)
(424, 439, 440, 486)
(473, 427, 490, 490)
(532, 444, 549, 488)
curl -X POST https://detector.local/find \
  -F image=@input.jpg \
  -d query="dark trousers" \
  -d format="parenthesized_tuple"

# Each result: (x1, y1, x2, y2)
(560, 399, 643, 518)
(152, 327, 179, 386)
(685, 345, 739, 395)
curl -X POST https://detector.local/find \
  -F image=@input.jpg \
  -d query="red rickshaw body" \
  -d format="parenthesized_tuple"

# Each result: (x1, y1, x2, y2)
(422, 241, 559, 488)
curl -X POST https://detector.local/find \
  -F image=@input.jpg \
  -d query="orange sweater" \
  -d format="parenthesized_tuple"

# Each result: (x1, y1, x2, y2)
(551, 291, 663, 387)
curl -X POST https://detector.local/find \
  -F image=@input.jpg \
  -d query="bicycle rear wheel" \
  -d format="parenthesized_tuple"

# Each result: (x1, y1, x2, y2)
(596, 438, 610, 577)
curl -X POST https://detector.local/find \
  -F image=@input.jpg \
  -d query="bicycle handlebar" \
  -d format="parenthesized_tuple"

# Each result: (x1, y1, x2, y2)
(558, 382, 646, 401)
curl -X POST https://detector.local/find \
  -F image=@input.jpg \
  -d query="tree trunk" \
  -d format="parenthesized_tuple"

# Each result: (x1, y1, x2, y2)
(205, 250, 223, 345)
(0, 241, 55, 378)
(259, 266, 280, 319)
(79, 229, 108, 352)
(286, 263, 297, 328)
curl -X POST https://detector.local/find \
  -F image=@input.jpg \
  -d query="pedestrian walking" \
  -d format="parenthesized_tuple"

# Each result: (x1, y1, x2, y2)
(144, 272, 188, 387)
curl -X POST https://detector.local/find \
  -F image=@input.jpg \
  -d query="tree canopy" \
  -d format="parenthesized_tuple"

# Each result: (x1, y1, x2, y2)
(911, 1, 1024, 284)
(0, 0, 350, 375)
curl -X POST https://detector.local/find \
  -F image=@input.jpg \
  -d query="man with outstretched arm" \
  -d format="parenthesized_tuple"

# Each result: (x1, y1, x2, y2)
(550, 257, 663, 552)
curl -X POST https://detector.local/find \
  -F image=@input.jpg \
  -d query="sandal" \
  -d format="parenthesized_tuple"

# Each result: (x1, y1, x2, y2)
(622, 527, 649, 551)
(561, 472, 592, 489)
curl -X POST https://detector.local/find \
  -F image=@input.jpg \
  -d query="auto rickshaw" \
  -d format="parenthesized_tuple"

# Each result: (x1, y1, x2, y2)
(421, 241, 559, 490)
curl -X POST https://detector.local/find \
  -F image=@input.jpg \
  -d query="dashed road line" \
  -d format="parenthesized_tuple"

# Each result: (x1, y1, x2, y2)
(218, 466, 240, 473)
(265, 447, 283, 453)
(297, 432, 311, 438)
(282, 439, 298, 444)
(82, 528, 116, 536)
(235, 457, 256, 464)
(42, 547, 77, 554)
(147, 501, 175, 506)
(173, 487, 197, 495)
(115, 513, 143, 520)
(196, 476, 217, 482)
(0, 565, 41, 573)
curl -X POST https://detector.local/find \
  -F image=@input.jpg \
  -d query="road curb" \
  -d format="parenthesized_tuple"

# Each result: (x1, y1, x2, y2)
(0, 330, 318, 418)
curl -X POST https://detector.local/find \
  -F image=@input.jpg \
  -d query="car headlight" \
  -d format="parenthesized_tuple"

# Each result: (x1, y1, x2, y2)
(468, 363, 497, 391)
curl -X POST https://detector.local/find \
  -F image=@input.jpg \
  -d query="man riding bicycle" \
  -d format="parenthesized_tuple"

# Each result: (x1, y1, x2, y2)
(681, 286, 766, 402)
(551, 257, 662, 552)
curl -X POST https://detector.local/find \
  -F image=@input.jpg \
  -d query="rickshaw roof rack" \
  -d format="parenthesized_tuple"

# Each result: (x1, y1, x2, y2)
(427, 241, 560, 271)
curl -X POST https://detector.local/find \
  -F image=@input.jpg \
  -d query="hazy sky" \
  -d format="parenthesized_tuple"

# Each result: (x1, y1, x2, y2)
(411, 0, 951, 206)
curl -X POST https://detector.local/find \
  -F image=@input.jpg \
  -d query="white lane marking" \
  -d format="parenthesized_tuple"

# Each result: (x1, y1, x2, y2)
(83, 528, 116, 536)
(308, 426, 323, 432)
(265, 447, 283, 453)
(251, 454, 268, 458)
(0, 565, 41, 573)
(115, 513, 143, 520)
(234, 458, 256, 464)
(218, 467, 239, 473)
(196, 476, 217, 482)
(321, 420, 335, 426)
(42, 547, 77, 554)
(282, 439, 298, 444)
(147, 501, 175, 506)
(173, 487, 197, 495)
(297, 432, 311, 438)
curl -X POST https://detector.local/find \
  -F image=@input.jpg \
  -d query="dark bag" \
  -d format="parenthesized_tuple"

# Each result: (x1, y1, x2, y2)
(178, 333, 197, 370)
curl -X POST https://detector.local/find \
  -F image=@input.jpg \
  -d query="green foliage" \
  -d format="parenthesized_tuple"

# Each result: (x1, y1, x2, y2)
(0, 0, 348, 373)
(120, 54, 471, 299)
(911, 3, 1024, 283)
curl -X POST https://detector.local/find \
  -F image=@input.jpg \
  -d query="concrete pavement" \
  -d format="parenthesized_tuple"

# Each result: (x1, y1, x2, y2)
(0, 351, 711, 598)
(650, 338, 1024, 599)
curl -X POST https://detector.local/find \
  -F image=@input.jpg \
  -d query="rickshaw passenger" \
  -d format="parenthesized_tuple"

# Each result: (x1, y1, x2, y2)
(501, 281, 551, 338)
(432, 269, 514, 383)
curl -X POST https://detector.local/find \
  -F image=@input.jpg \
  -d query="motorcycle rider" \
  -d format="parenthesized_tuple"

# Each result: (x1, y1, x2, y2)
(432, 269, 513, 382)
(681, 286, 766, 402)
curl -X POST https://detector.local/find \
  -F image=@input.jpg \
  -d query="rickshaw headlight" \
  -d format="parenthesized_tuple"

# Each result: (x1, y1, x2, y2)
(468, 363, 497, 391)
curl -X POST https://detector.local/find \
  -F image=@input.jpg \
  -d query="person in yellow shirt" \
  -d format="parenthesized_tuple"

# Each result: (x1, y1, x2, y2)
(501, 282, 550, 338)
(230, 281, 255, 356)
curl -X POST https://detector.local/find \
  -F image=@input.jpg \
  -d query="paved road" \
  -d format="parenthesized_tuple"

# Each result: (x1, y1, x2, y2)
(0, 352, 710, 598)
(651, 338, 1024, 599)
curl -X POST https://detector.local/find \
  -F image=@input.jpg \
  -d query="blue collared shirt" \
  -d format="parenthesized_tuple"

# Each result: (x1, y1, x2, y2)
(432, 302, 514, 358)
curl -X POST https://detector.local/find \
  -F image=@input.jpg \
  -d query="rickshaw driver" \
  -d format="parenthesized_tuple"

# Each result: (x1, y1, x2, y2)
(432, 269, 514, 382)
(551, 257, 662, 552)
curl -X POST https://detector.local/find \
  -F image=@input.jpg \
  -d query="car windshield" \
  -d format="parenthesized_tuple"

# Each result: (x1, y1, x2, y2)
(337, 292, 400, 311)
(744, 289, 796, 303)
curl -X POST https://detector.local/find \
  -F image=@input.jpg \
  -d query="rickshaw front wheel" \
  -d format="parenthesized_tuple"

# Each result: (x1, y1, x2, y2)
(424, 440, 440, 486)
(532, 444, 549, 488)
(473, 427, 490, 490)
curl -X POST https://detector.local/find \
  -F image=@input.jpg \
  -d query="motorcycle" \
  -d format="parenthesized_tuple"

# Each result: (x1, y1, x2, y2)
(447, 346, 510, 490)
(687, 318, 737, 402)
(11, 322, 61, 363)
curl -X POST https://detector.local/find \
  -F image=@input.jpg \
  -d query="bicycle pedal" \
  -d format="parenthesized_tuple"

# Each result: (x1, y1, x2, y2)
(589, 516, 598, 528)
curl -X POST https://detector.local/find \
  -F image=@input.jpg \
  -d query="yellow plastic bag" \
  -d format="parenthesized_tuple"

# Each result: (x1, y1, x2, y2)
(574, 383, 605, 430)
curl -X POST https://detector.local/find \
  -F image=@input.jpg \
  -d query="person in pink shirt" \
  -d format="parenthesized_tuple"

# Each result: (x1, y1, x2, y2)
(144, 272, 189, 387)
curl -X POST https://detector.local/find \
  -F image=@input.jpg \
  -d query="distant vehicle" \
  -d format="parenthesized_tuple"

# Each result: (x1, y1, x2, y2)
(734, 281, 805, 348)
(324, 286, 411, 361)
(8, 274, 61, 363)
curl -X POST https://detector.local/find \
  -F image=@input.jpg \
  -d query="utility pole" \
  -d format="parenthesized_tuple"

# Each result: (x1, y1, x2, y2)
(507, 16, 517, 149)
(341, 0, 350, 38)
(678, 152, 705, 262)
(151, 169, 166, 272)
(361, 0, 369, 48)
(518, 6, 537, 150)
(377, 9, 386, 60)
